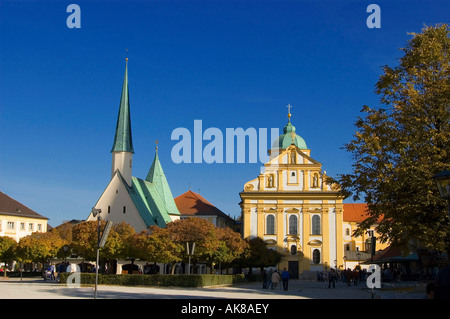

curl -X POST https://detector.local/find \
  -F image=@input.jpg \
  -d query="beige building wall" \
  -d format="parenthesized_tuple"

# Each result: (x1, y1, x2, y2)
(0, 215, 48, 242)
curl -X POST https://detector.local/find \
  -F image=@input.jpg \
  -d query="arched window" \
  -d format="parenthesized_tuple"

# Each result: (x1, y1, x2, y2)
(266, 215, 275, 235)
(312, 215, 321, 235)
(289, 215, 298, 235)
(313, 249, 321, 264)
(345, 228, 350, 236)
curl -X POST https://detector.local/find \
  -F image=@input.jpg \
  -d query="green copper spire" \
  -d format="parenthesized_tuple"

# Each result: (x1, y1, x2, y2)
(111, 58, 134, 153)
(146, 147, 180, 215)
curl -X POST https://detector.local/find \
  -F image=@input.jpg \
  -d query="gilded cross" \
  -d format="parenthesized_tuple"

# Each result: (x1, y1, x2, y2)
(286, 104, 293, 115)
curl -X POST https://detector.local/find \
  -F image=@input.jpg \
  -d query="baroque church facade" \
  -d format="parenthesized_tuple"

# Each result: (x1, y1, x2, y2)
(240, 110, 345, 279)
(87, 59, 180, 231)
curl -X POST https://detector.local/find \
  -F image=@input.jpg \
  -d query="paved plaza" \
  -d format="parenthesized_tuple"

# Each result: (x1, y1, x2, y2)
(0, 277, 427, 299)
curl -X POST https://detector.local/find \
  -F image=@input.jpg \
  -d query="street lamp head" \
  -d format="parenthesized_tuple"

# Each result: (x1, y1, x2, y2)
(91, 207, 102, 218)
(433, 170, 450, 200)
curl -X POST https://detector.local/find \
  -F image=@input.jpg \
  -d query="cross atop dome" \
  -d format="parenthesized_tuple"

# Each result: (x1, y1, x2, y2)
(286, 104, 293, 121)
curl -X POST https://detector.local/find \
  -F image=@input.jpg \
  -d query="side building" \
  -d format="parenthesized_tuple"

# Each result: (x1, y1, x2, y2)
(343, 203, 389, 269)
(0, 190, 49, 242)
(86, 59, 180, 232)
(175, 190, 235, 228)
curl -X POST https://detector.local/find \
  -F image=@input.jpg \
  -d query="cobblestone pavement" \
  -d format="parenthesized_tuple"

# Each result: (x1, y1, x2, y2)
(0, 277, 427, 299)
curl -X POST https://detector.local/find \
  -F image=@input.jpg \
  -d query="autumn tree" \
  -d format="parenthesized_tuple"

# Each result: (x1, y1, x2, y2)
(134, 226, 182, 274)
(71, 220, 101, 261)
(165, 218, 220, 273)
(329, 24, 450, 255)
(15, 232, 67, 264)
(102, 222, 137, 272)
(210, 227, 248, 273)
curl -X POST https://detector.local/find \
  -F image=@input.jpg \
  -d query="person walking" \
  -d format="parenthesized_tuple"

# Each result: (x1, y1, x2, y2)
(271, 270, 281, 290)
(281, 268, 290, 291)
(328, 268, 337, 288)
(49, 263, 56, 281)
(262, 269, 268, 289)
(267, 268, 273, 290)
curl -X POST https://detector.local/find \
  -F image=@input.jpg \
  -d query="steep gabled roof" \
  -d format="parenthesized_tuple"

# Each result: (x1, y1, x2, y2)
(111, 171, 176, 228)
(0, 191, 48, 220)
(129, 177, 173, 227)
(145, 150, 180, 216)
(175, 190, 232, 221)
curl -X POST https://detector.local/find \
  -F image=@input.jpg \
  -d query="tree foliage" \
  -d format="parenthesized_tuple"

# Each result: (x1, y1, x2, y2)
(134, 226, 182, 265)
(329, 24, 450, 254)
(5, 218, 248, 271)
(236, 237, 281, 272)
(0, 236, 17, 272)
(15, 231, 67, 263)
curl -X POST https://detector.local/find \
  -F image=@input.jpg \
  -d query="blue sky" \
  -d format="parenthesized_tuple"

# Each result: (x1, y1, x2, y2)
(0, 0, 448, 227)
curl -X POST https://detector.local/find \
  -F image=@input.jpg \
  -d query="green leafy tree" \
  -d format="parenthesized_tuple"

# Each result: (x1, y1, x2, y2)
(237, 237, 281, 274)
(0, 236, 17, 276)
(329, 24, 450, 255)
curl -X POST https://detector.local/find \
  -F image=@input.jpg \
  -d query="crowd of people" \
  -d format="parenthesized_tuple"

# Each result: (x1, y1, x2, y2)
(261, 268, 291, 291)
(316, 267, 369, 287)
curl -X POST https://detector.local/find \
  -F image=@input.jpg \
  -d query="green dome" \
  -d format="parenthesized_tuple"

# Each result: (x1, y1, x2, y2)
(273, 120, 307, 150)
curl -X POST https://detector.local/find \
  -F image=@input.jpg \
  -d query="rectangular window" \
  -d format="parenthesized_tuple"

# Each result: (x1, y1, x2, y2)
(123, 206, 126, 214)
(37, 224, 42, 231)
(108, 206, 111, 214)
(29, 223, 34, 231)
(7, 221, 15, 230)
(266, 215, 275, 235)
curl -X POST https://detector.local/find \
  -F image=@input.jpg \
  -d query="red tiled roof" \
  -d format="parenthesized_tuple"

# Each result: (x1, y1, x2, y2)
(343, 203, 383, 224)
(343, 203, 369, 223)
(0, 190, 48, 220)
(174, 190, 232, 221)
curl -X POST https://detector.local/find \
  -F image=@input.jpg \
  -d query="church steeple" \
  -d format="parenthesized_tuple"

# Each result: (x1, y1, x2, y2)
(111, 58, 134, 154)
(111, 58, 134, 186)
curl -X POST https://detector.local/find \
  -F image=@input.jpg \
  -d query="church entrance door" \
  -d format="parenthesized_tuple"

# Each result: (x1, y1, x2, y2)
(288, 261, 299, 279)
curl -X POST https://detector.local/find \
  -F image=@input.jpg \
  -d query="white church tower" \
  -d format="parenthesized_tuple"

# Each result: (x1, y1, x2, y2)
(87, 58, 180, 232)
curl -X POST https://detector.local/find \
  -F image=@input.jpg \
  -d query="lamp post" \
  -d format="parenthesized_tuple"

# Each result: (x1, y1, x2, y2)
(186, 242, 195, 275)
(91, 208, 102, 299)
